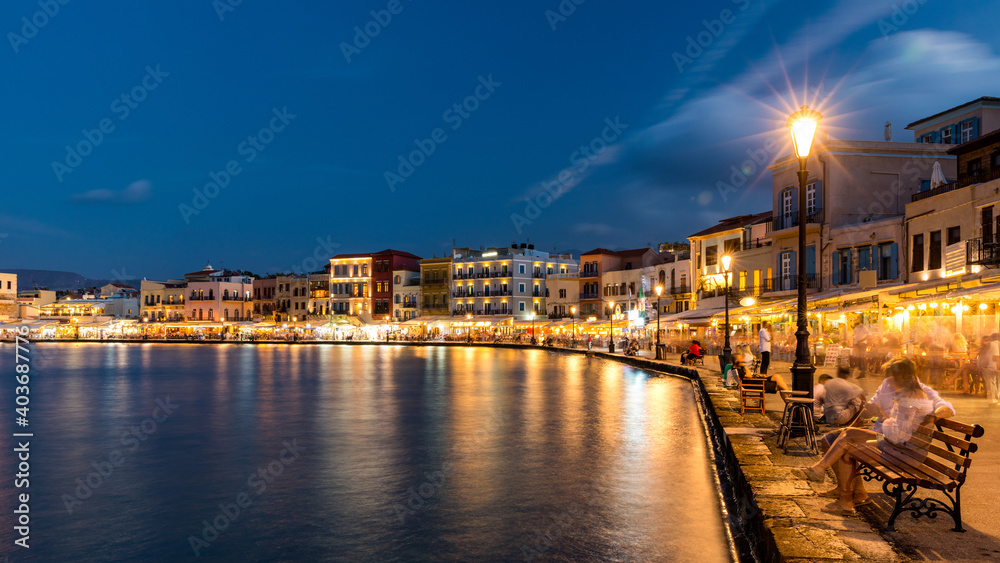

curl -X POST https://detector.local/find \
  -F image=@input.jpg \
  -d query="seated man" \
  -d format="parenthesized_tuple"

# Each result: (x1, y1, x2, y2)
(819, 367, 865, 425)
(680, 340, 702, 365)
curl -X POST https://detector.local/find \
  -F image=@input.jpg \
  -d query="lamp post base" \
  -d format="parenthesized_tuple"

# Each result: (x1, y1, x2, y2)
(608, 342, 615, 353)
(791, 360, 816, 395)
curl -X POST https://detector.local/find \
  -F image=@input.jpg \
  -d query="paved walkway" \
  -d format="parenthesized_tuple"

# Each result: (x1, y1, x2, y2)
(604, 347, 1000, 562)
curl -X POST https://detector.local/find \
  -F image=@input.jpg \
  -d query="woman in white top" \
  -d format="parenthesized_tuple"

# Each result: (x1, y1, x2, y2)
(793, 358, 935, 514)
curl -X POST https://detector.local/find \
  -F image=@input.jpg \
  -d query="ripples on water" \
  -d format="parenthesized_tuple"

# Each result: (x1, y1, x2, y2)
(0, 343, 731, 562)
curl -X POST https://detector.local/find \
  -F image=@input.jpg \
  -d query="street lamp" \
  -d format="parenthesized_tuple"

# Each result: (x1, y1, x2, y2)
(385, 315, 390, 342)
(721, 254, 733, 370)
(787, 105, 822, 394)
(570, 305, 576, 346)
(654, 285, 663, 359)
(607, 300, 615, 353)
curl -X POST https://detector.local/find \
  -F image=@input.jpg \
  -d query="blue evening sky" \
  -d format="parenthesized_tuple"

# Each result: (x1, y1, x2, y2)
(1, 0, 999, 280)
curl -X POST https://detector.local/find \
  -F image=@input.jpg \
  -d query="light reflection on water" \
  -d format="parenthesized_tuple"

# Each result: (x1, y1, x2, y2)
(0, 343, 731, 562)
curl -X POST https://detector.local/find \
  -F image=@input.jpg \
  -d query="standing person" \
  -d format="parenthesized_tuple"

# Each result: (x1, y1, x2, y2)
(985, 333, 1000, 404)
(852, 321, 871, 378)
(759, 321, 772, 375)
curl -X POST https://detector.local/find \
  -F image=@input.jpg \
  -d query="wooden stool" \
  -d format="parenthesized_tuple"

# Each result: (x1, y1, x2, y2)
(777, 395, 818, 454)
(739, 376, 766, 415)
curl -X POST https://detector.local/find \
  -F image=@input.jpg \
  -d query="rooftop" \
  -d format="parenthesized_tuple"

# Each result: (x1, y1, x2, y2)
(689, 211, 771, 238)
(906, 96, 1000, 129)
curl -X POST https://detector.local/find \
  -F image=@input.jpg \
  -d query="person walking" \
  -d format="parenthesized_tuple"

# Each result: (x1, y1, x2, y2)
(759, 321, 771, 375)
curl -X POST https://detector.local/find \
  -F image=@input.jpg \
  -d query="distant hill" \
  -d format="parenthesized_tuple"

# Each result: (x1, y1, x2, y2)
(0, 269, 139, 291)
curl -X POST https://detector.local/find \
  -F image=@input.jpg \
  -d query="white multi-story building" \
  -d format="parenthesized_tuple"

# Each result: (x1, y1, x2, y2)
(392, 269, 420, 321)
(182, 265, 254, 322)
(450, 244, 578, 320)
(328, 253, 372, 319)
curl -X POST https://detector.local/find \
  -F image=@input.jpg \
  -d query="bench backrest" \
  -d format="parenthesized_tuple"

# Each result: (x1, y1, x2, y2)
(908, 418, 984, 486)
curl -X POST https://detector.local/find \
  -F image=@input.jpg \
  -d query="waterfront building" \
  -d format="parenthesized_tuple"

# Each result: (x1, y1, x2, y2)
(275, 275, 309, 322)
(308, 272, 330, 318)
(419, 256, 452, 316)
(392, 269, 420, 321)
(15, 289, 55, 320)
(907, 96, 1000, 145)
(0, 272, 16, 320)
(373, 249, 421, 319)
(252, 278, 276, 320)
(329, 253, 372, 319)
(545, 272, 578, 318)
(907, 126, 1000, 279)
(647, 252, 692, 315)
(140, 279, 187, 321)
(689, 212, 772, 312)
(450, 243, 577, 320)
(577, 248, 659, 319)
(182, 264, 254, 322)
(768, 139, 953, 295)
(100, 282, 138, 297)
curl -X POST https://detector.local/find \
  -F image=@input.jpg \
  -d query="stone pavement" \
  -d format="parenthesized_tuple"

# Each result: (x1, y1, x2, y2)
(583, 345, 1000, 562)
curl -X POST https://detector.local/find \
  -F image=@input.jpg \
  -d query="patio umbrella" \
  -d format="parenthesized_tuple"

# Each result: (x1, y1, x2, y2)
(930, 161, 947, 189)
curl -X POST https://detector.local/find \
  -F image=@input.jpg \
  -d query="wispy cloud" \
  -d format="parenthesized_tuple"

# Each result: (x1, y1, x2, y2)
(73, 180, 152, 205)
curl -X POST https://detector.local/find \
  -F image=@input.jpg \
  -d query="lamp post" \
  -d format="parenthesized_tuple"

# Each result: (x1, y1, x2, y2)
(570, 305, 577, 347)
(385, 315, 390, 342)
(607, 300, 615, 353)
(721, 255, 733, 369)
(787, 105, 822, 394)
(655, 285, 663, 359)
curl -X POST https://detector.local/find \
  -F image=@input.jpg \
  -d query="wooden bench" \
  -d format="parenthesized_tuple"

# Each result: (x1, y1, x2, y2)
(846, 418, 985, 532)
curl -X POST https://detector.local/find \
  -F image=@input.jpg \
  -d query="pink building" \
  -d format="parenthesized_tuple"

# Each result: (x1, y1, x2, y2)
(182, 264, 254, 322)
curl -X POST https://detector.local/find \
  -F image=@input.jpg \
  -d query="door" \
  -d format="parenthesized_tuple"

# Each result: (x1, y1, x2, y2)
(781, 252, 791, 290)
(782, 190, 793, 228)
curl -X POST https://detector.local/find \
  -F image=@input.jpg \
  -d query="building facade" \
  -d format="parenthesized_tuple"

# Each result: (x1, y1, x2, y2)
(140, 280, 187, 321)
(689, 212, 773, 310)
(182, 265, 254, 322)
(252, 278, 276, 320)
(0, 273, 16, 320)
(329, 253, 372, 319)
(451, 244, 577, 320)
(392, 269, 420, 320)
(419, 256, 452, 316)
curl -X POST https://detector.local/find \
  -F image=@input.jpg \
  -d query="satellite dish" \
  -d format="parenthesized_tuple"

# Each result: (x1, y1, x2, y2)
(884, 121, 892, 142)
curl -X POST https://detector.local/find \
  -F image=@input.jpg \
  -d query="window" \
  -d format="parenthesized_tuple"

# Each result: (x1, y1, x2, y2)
(947, 226, 961, 246)
(969, 158, 983, 178)
(877, 242, 898, 280)
(353, 265, 359, 277)
(738, 271, 747, 290)
(705, 245, 718, 266)
(832, 249, 850, 285)
(928, 230, 942, 270)
(940, 127, 952, 144)
(519, 302, 525, 312)
(781, 189, 793, 225)
(961, 120, 974, 143)
(394, 275, 401, 284)
(519, 283, 525, 293)
(912, 234, 924, 272)
(921, 134, 934, 143)
(723, 238, 740, 254)
(519, 264, 525, 274)
(559, 289, 566, 298)
(806, 182, 817, 215)
(394, 294, 400, 303)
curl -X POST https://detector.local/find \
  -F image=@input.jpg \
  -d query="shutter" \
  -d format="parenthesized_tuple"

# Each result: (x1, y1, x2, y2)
(920, 179, 931, 192)
(846, 251, 852, 285)
(875, 245, 883, 279)
(789, 250, 797, 290)
(890, 243, 898, 279)
(806, 245, 816, 279)
(832, 250, 840, 285)
(951, 124, 959, 143)
(973, 117, 980, 139)
(814, 180, 823, 212)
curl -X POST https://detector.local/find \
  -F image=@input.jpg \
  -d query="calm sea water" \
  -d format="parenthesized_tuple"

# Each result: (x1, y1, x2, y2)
(0, 343, 731, 562)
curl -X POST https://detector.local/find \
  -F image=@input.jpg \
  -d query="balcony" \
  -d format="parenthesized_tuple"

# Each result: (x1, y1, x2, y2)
(580, 271, 599, 278)
(533, 272, 544, 279)
(967, 235, 1000, 266)
(761, 274, 817, 293)
(912, 167, 1000, 202)
(670, 286, 689, 295)
(772, 209, 823, 231)
(580, 292, 600, 300)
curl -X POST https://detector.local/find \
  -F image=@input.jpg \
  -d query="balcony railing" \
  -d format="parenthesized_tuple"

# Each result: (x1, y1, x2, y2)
(761, 274, 817, 293)
(579, 292, 599, 300)
(772, 209, 823, 231)
(912, 167, 1000, 202)
(580, 271, 599, 278)
(967, 235, 1000, 266)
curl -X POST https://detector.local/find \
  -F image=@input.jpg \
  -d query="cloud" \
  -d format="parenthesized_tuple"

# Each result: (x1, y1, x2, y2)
(73, 180, 152, 204)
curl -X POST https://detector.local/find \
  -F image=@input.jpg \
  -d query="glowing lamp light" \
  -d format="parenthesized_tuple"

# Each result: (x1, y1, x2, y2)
(721, 254, 732, 272)
(906, 305, 915, 311)
(739, 297, 756, 307)
(787, 105, 823, 159)
(981, 303, 989, 311)
(918, 304, 926, 310)
(929, 303, 938, 308)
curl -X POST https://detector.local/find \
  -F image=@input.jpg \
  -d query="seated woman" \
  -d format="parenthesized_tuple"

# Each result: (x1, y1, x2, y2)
(733, 344, 754, 377)
(680, 340, 702, 365)
(792, 357, 938, 514)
